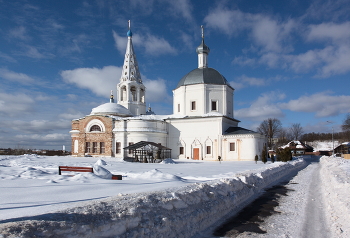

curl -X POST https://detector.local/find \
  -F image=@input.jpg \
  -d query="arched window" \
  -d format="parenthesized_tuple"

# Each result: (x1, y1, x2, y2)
(140, 88, 145, 103)
(130, 86, 137, 101)
(90, 125, 101, 132)
(121, 86, 127, 101)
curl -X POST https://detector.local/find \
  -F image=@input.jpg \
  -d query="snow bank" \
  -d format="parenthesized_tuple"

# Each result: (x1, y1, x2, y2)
(320, 157, 350, 238)
(0, 159, 306, 238)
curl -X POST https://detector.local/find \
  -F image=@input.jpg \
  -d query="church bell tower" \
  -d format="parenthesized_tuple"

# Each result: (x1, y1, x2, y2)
(117, 20, 146, 116)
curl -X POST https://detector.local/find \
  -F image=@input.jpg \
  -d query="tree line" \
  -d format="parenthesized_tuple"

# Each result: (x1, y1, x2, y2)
(257, 113, 350, 150)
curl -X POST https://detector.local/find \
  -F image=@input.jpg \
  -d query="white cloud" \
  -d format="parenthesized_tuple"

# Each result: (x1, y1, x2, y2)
(232, 56, 256, 66)
(0, 68, 35, 84)
(142, 34, 177, 56)
(307, 22, 350, 43)
(0, 51, 17, 63)
(143, 77, 171, 103)
(235, 92, 285, 120)
(112, 30, 127, 54)
(9, 26, 29, 40)
(61, 66, 121, 97)
(229, 75, 275, 90)
(113, 31, 177, 56)
(204, 7, 245, 36)
(204, 6, 296, 53)
(61, 66, 170, 104)
(59, 108, 85, 120)
(280, 92, 350, 117)
(15, 133, 70, 142)
(0, 92, 35, 116)
(165, 0, 194, 23)
(8, 119, 70, 133)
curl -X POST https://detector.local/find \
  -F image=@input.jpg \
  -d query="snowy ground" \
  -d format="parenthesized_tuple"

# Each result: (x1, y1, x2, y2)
(231, 156, 350, 238)
(0, 155, 348, 237)
(0, 155, 279, 221)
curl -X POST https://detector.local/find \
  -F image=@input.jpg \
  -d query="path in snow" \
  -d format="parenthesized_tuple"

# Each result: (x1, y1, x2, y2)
(217, 157, 332, 238)
(301, 159, 330, 238)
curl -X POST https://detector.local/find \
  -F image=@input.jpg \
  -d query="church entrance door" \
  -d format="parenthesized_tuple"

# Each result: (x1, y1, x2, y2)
(193, 148, 199, 160)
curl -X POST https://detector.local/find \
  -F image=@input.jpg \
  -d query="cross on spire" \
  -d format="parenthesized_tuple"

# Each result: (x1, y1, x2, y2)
(201, 25, 204, 39)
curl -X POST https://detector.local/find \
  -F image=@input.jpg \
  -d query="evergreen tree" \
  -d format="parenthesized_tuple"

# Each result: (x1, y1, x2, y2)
(255, 154, 259, 164)
(261, 145, 267, 164)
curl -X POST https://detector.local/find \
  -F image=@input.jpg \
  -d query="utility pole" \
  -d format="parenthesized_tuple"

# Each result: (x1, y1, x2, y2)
(327, 121, 334, 156)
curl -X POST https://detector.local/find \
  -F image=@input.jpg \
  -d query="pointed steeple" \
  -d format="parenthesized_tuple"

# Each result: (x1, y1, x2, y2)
(196, 25, 210, 68)
(117, 20, 146, 116)
(120, 20, 142, 84)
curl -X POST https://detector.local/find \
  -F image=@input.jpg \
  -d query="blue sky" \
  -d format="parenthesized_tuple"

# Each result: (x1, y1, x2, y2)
(1, 0, 350, 150)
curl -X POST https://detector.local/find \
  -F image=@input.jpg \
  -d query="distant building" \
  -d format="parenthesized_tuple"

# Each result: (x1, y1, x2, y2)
(70, 23, 265, 161)
(280, 141, 314, 155)
(334, 142, 350, 156)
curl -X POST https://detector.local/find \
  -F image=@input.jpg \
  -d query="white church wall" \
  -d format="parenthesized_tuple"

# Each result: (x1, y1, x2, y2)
(167, 117, 222, 160)
(222, 135, 265, 161)
(113, 119, 167, 158)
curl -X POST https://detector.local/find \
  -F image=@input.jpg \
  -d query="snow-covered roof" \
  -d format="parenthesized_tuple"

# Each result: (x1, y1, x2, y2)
(90, 102, 132, 117)
(280, 141, 313, 150)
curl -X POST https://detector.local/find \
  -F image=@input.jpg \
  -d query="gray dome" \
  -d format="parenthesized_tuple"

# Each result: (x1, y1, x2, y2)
(90, 103, 132, 117)
(176, 67, 229, 88)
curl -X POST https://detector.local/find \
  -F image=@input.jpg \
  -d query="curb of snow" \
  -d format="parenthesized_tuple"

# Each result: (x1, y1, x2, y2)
(320, 156, 350, 238)
(0, 159, 307, 238)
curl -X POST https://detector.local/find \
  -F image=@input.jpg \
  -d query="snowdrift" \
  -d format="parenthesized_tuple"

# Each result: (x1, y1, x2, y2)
(0, 159, 306, 238)
(320, 157, 350, 238)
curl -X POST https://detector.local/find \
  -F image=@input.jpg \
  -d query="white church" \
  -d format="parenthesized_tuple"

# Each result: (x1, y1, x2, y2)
(70, 23, 265, 161)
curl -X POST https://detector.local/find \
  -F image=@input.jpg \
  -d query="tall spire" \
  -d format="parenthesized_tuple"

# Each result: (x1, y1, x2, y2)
(116, 20, 146, 116)
(196, 25, 210, 68)
(119, 20, 142, 83)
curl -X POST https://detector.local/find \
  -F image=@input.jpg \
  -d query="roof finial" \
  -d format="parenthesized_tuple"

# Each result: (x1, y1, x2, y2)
(127, 20, 133, 37)
(201, 25, 204, 39)
(110, 90, 114, 103)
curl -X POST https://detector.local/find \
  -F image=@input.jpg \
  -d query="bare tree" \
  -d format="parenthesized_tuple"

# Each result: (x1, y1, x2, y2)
(342, 114, 350, 132)
(277, 128, 291, 146)
(257, 118, 282, 148)
(342, 114, 350, 140)
(289, 123, 304, 140)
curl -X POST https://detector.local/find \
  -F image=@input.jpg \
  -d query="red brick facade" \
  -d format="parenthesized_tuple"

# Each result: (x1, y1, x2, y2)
(71, 116, 114, 157)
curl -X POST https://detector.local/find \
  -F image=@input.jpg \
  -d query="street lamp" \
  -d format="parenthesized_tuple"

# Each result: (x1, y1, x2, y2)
(327, 121, 334, 156)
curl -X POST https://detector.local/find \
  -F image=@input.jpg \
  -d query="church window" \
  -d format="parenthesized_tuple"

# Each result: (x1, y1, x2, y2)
(125, 66, 127, 69)
(92, 142, 98, 153)
(116, 142, 121, 154)
(179, 147, 184, 155)
(121, 86, 127, 101)
(191, 101, 196, 111)
(211, 101, 217, 111)
(85, 142, 91, 153)
(90, 125, 101, 132)
(74, 140, 78, 154)
(178, 104, 180, 112)
(229, 143, 235, 151)
(100, 142, 105, 154)
(206, 146, 211, 154)
(140, 89, 145, 102)
(130, 87, 137, 101)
